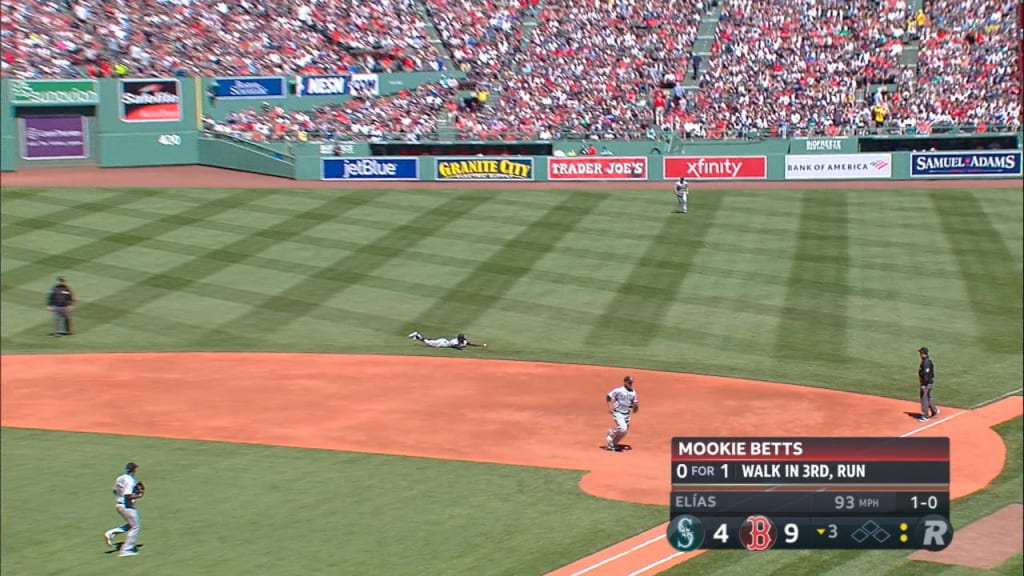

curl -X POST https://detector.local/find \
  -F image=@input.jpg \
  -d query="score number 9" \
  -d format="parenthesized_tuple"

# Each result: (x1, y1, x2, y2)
(784, 523, 799, 544)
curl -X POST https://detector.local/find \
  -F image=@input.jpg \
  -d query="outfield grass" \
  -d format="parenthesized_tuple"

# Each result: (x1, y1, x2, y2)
(2, 187, 1021, 406)
(0, 427, 665, 576)
(2, 186, 1021, 575)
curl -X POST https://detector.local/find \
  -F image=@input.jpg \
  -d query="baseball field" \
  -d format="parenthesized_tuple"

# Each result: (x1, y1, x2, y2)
(1, 167, 1021, 576)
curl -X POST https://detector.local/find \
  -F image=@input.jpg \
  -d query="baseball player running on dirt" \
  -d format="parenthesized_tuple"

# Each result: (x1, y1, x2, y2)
(104, 462, 144, 557)
(605, 375, 638, 451)
(408, 331, 487, 350)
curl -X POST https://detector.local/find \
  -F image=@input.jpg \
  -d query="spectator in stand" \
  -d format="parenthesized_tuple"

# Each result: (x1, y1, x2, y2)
(905, 0, 1020, 132)
(0, 0, 444, 78)
(206, 82, 458, 143)
(693, 0, 908, 139)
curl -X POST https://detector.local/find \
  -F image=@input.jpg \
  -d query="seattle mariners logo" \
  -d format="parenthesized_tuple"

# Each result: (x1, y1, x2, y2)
(666, 514, 705, 552)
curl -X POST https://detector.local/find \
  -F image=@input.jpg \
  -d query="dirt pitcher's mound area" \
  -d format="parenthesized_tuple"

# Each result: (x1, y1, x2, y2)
(1, 353, 1017, 506)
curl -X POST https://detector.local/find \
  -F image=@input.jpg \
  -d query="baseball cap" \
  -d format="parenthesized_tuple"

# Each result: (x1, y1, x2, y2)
(918, 347, 929, 355)
(125, 462, 138, 472)
(623, 375, 633, 384)
(57, 276, 65, 282)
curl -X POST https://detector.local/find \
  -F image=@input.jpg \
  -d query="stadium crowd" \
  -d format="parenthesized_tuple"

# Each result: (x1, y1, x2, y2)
(0, 0, 445, 79)
(2, 0, 1019, 140)
(898, 0, 1020, 131)
(203, 82, 458, 142)
(448, 0, 709, 140)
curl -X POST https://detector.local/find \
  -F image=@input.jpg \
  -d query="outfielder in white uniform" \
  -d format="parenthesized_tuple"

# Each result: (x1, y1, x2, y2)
(408, 331, 487, 350)
(674, 177, 689, 213)
(605, 375, 638, 451)
(104, 462, 142, 557)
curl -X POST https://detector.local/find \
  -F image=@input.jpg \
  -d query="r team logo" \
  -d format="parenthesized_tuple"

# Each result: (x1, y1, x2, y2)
(740, 515, 778, 551)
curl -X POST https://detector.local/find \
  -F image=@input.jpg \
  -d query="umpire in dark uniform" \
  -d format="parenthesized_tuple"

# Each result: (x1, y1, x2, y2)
(917, 346, 938, 421)
(46, 276, 75, 336)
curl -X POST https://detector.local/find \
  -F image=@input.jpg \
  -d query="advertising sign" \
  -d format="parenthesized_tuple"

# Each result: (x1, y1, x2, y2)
(785, 154, 892, 179)
(548, 156, 647, 180)
(435, 157, 534, 181)
(120, 79, 181, 122)
(663, 156, 767, 180)
(298, 74, 380, 97)
(349, 73, 380, 96)
(322, 157, 420, 181)
(9, 79, 99, 106)
(789, 137, 856, 154)
(211, 77, 286, 99)
(910, 151, 1023, 177)
(19, 115, 88, 160)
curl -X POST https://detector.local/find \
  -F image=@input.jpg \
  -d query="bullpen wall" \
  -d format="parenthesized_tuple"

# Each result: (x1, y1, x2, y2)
(3, 76, 1022, 182)
(312, 151, 1024, 182)
(1, 77, 199, 170)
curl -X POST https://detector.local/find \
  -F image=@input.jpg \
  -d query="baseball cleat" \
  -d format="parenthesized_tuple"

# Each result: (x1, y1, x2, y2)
(918, 416, 929, 422)
(104, 530, 115, 547)
(118, 549, 138, 557)
(932, 409, 940, 417)
(407, 331, 421, 340)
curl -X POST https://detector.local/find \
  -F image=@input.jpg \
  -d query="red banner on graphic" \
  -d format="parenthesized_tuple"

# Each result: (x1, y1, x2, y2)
(663, 156, 768, 180)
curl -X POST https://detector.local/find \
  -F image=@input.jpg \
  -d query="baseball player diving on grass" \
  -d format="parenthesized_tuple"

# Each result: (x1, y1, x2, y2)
(408, 331, 487, 350)
(605, 375, 638, 451)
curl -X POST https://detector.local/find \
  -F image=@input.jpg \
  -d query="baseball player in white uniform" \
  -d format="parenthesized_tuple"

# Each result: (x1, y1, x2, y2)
(674, 177, 689, 213)
(104, 462, 143, 557)
(605, 375, 638, 451)
(408, 331, 487, 350)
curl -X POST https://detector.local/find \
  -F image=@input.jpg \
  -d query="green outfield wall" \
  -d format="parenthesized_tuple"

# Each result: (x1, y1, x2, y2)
(3, 76, 1022, 182)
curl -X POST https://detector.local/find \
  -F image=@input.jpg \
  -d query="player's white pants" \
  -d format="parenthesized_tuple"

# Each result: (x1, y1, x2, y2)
(608, 411, 631, 444)
(423, 338, 453, 348)
(115, 505, 140, 551)
(677, 194, 688, 213)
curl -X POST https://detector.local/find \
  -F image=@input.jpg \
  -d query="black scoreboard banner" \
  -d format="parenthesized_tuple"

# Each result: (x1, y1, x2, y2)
(667, 437, 952, 551)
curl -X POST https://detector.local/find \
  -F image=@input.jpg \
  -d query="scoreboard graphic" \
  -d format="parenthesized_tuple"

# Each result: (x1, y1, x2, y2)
(667, 437, 953, 551)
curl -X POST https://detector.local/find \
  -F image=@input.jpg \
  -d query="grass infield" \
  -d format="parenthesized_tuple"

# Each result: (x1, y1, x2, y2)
(1, 186, 1021, 574)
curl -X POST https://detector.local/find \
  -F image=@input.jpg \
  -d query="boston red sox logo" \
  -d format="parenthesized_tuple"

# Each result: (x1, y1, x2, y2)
(739, 515, 778, 551)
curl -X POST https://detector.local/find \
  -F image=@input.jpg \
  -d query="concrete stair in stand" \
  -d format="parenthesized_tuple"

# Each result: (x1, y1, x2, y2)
(681, 2, 724, 91)
(412, 0, 457, 72)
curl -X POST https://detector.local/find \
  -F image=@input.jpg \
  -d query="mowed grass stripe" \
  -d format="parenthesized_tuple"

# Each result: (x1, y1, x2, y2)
(0, 188, 278, 288)
(4, 192, 379, 340)
(774, 191, 850, 363)
(205, 194, 496, 337)
(0, 189, 144, 241)
(409, 193, 610, 332)
(931, 191, 1023, 354)
(586, 192, 723, 346)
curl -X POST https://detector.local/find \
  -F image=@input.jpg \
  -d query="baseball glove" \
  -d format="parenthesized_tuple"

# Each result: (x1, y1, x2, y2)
(133, 481, 146, 498)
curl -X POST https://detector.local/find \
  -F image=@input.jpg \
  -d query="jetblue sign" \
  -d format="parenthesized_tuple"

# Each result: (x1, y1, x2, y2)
(322, 157, 420, 181)
(211, 77, 286, 99)
(299, 74, 379, 97)
(911, 151, 1022, 177)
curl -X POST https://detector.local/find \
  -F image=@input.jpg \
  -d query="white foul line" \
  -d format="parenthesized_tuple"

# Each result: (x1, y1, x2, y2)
(625, 551, 686, 576)
(569, 533, 665, 576)
(899, 410, 966, 437)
